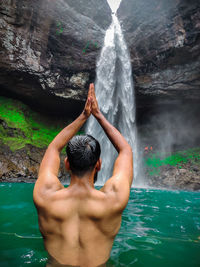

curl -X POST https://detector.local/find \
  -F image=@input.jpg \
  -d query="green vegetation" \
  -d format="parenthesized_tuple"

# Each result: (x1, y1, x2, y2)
(145, 147, 200, 176)
(0, 96, 69, 151)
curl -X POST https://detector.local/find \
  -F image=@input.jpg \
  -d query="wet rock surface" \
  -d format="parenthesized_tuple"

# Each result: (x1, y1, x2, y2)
(0, 0, 111, 114)
(146, 162, 200, 191)
(0, 141, 69, 183)
(117, 0, 200, 107)
(0, 0, 199, 111)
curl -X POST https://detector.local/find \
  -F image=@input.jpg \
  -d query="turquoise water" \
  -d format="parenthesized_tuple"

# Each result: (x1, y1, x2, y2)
(0, 183, 199, 267)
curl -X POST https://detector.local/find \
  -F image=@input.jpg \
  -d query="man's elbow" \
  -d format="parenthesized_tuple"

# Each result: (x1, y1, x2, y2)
(123, 144, 133, 156)
(47, 142, 61, 153)
(118, 145, 133, 162)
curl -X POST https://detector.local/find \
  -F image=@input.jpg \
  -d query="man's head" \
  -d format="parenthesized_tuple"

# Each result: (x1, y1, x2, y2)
(65, 135, 101, 181)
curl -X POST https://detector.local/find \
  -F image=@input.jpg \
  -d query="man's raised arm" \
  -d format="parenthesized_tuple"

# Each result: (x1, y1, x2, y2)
(34, 85, 92, 193)
(90, 84, 133, 208)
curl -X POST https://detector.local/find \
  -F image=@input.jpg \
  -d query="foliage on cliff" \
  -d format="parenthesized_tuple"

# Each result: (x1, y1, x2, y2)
(0, 96, 66, 151)
(145, 148, 200, 176)
(143, 148, 200, 190)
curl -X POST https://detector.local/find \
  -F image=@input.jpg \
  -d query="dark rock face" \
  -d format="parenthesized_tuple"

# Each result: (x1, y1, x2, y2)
(0, 141, 68, 183)
(65, 0, 111, 30)
(146, 163, 200, 191)
(0, 0, 199, 110)
(117, 0, 200, 105)
(0, 0, 111, 115)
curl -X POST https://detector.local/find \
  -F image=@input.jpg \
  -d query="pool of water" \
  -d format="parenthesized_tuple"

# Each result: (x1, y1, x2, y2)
(0, 183, 199, 267)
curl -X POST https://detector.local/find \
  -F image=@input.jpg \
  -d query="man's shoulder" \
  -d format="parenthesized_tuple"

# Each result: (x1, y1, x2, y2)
(99, 175, 131, 212)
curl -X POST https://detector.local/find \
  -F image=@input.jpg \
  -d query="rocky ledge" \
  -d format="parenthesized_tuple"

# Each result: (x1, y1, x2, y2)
(147, 162, 200, 191)
(117, 0, 200, 108)
(0, 0, 111, 114)
(0, 96, 70, 183)
(0, 142, 68, 183)
(144, 147, 200, 191)
(0, 0, 199, 112)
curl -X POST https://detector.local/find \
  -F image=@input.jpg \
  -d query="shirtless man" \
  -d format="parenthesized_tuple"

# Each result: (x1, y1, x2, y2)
(33, 83, 133, 267)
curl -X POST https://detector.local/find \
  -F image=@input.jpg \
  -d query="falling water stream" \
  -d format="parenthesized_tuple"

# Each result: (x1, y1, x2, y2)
(85, 13, 138, 185)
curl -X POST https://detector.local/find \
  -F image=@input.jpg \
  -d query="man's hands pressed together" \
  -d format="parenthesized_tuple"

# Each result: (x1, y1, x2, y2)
(83, 83, 100, 119)
(90, 83, 100, 117)
(82, 83, 93, 119)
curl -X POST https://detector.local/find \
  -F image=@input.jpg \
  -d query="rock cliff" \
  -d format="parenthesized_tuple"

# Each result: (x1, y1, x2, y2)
(0, 0, 200, 189)
(117, 0, 200, 108)
(0, 0, 199, 111)
(0, 0, 111, 115)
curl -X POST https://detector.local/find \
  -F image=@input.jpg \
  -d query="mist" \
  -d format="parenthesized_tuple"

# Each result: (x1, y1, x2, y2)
(137, 101, 200, 157)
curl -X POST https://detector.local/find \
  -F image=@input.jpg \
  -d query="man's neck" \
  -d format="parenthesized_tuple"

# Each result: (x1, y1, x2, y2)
(69, 172, 95, 189)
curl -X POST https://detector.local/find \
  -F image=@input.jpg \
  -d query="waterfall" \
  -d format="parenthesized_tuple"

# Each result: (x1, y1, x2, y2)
(85, 13, 138, 186)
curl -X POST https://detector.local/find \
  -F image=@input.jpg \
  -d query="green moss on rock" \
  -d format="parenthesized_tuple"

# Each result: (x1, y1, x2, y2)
(145, 147, 200, 176)
(0, 96, 67, 151)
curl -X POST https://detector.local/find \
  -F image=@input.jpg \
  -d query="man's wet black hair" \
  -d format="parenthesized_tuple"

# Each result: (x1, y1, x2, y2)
(66, 134, 101, 177)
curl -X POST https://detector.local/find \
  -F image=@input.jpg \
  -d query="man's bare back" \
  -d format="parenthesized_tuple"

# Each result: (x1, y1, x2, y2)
(34, 183, 123, 266)
(33, 84, 133, 267)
